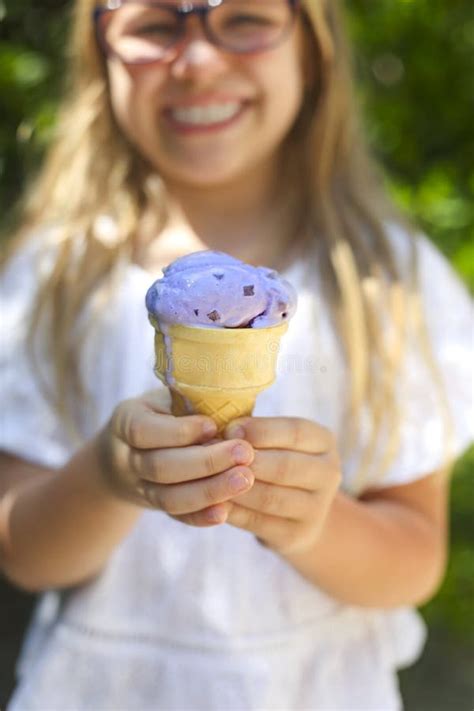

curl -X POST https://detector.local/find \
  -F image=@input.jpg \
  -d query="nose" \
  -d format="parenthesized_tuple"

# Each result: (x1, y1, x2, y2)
(169, 18, 229, 81)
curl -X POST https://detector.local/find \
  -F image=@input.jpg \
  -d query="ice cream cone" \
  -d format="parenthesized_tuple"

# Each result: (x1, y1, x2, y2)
(149, 317, 288, 432)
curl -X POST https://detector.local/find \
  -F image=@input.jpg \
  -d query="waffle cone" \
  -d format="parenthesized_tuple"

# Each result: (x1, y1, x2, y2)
(150, 319, 288, 432)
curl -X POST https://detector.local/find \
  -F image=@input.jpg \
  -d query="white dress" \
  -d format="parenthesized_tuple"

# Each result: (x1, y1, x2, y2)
(1, 227, 472, 711)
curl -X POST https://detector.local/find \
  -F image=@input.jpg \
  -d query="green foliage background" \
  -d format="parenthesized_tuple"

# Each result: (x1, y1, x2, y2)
(1, 0, 473, 706)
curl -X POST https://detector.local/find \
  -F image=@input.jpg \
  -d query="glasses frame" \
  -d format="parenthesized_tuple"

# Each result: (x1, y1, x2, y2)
(93, 0, 301, 65)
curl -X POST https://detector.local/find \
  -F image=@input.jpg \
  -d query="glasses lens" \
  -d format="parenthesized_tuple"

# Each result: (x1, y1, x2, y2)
(99, 3, 180, 63)
(209, 0, 293, 53)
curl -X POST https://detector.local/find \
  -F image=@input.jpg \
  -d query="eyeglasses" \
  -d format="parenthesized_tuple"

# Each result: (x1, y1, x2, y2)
(94, 0, 300, 65)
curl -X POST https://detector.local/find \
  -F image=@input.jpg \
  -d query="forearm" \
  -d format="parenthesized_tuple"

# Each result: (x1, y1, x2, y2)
(284, 490, 448, 608)
(0, 440, 142, 592)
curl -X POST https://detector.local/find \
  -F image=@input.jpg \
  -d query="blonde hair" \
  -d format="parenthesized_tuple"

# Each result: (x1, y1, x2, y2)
(3, 0, 454, 491)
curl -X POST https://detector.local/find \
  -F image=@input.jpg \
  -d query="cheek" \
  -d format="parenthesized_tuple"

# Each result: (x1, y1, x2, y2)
(255, 49, 306, 131)
(107, 62, 162, 142)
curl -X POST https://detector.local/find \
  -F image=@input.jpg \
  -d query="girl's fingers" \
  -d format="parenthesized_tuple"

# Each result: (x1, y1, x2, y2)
(171, 502, 233, 528)
(250, 449, 341, 492)
(113, 398, 219, 449)
(224, 417, 334, 454)
(141, 466, 254, 515)
(226, 504, 301, 552)
(233, 480, 312, 520)
(132, 439, 254, 484)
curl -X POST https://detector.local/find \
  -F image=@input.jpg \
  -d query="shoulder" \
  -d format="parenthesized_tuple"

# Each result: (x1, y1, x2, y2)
(385, 222, 469, 293)
(1, 224, 65, 292)
(384, 223, 472, 326)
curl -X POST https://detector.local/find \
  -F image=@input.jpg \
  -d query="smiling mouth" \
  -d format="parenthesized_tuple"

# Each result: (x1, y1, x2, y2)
(164, 101, 247, 130)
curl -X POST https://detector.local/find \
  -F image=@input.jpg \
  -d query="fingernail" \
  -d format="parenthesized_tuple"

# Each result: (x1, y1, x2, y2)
(227, 424, 245, 440)
(202, 420, 218, 437)
(205, 507, 224, 524)
(232, 444, 251, 464)
(229, 472, 251, 493)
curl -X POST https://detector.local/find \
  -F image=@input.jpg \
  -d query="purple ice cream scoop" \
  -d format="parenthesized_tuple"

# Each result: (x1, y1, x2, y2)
(145, 250, 297, 329)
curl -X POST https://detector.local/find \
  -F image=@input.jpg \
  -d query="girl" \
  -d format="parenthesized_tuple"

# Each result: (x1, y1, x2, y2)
(1, 0, 472, 709)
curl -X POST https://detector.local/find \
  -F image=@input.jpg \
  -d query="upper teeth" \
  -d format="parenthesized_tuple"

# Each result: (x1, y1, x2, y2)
(171, 103, 241, 125)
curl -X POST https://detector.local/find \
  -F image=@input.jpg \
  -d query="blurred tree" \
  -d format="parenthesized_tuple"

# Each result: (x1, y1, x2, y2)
(0, 0, 69, 225)
(348, 0, 474, 287)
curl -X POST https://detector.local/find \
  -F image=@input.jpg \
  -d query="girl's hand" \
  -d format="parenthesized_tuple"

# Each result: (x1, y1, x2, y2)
(223, 417, 342, 555)
(96, 390, 255, 526)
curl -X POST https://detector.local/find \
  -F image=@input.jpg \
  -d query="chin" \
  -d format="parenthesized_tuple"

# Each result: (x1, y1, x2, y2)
(155, 160, 249, 190)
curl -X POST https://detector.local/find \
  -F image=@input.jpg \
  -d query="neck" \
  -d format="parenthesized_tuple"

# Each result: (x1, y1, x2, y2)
(146, 156, 306, 271)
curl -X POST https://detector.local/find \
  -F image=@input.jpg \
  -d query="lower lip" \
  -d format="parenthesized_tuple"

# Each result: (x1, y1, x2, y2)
(163, 104, 248, 135)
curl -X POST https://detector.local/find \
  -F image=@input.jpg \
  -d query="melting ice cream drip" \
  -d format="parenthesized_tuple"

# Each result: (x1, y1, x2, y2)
(160, 323, 193, 414)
